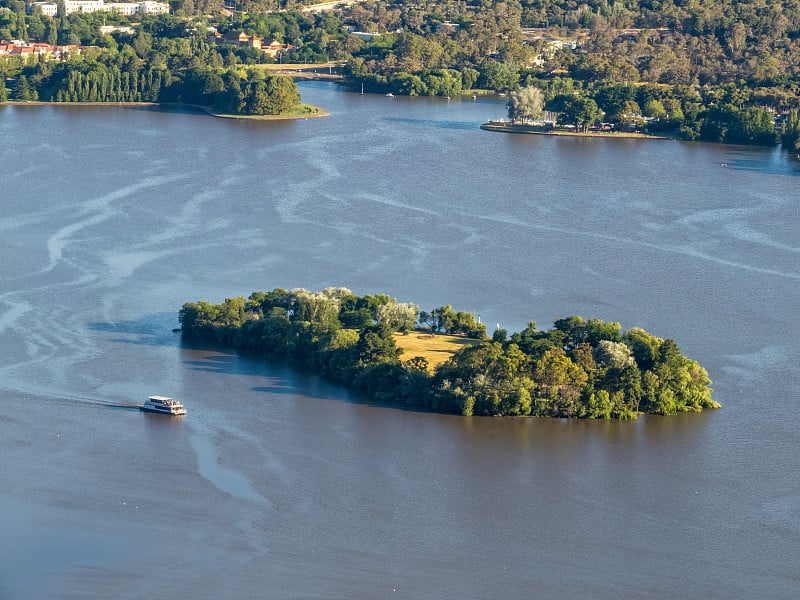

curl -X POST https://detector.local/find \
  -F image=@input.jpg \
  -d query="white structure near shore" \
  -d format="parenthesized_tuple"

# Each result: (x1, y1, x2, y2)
(29, 1, 169, 17)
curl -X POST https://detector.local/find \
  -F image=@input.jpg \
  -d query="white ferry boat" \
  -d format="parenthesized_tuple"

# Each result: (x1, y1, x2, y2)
(140, 395, 187, 416)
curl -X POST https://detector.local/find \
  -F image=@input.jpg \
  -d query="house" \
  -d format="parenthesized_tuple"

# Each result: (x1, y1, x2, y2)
(136, 1, 169, 14)
(207, 30, 295, 59)
(99, 25, 136, 35)
(31, 2, 58, 15)
(59, 0, 106, 13)
(261, 39, 295, 58)
(207, 30, 263, 49)
(350, 31, 381, 41)
(436, 22, 460, 34)
(0, 40, 83, 61)
(223, 31, 255, 45)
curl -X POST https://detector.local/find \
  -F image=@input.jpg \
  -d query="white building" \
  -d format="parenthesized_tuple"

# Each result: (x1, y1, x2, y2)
(99, 25, 136, 34)
(137, 1, 169, 14)
(31, 2, 58, 15)
(105, 2, 139, 15)
(64, 0, 105, 13)
(29, 0, 169, 16)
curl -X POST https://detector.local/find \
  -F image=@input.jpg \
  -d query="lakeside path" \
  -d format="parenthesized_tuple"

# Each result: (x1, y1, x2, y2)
(250, 63, 345, 81)
(1, 100, 329, 120)
(480, 121, 675, 140)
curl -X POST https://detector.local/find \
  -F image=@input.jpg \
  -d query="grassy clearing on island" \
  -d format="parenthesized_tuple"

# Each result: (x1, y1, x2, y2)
(394, 332, 482, 371)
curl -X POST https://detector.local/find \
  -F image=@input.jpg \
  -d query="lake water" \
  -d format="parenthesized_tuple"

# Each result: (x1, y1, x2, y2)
(1, 82, 798, 599)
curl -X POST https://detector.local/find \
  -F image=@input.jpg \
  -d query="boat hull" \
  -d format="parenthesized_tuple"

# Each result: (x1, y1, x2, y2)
(139, 406, 186, 416)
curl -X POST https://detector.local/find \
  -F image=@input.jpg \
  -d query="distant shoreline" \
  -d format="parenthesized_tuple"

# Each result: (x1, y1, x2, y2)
(480, 121, 675, 140)
(3, 100, 160, 108)
(1, 100, 329, 120)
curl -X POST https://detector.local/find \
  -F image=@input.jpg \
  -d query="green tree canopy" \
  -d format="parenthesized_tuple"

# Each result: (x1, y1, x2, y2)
(557, 95, 602, 132)
(507, 86, 544, 123)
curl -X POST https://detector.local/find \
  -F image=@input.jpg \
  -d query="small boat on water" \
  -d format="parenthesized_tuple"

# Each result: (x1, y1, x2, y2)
(385, 92, 395, 98)
(140, 395, 187, 416)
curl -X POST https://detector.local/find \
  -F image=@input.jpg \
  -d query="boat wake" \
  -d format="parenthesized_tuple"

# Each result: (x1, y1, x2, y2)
(8, 387, 140, 411)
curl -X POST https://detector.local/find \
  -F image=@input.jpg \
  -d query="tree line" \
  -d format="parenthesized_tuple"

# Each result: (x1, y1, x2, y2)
(505, 79, 789, 145)
(1, 13, 303, 115)
(179, 287, 719, 419)
(2, 0, 798, 148)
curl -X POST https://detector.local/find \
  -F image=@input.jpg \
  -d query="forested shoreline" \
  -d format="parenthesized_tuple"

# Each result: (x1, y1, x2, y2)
(0, 8, 308, 115)
(179, 288, 719, 419)
(1, 0, 800, 148)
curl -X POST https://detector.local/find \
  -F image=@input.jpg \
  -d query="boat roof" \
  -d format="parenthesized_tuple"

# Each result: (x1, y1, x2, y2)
(148, 395, 175, 402)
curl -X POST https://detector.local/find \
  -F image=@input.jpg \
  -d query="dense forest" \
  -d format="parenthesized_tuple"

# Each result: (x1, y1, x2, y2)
(0, 8, 306, 114)
(1, 0, 798, 141)
(179, 288, 719, 419)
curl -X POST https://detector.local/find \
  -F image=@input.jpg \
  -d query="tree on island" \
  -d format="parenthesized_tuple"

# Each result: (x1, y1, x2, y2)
(216, 74, 301, 116)
(507, 86, 544, 124)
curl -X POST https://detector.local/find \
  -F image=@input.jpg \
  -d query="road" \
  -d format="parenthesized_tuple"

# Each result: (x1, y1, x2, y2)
(302, 0, 364, 13)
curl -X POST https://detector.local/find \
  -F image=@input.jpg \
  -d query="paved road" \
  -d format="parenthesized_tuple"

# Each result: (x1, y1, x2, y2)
(302, 0, 363, 13)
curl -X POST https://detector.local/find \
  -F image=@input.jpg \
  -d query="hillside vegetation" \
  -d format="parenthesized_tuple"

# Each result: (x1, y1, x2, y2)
(1, 0, 799, 147)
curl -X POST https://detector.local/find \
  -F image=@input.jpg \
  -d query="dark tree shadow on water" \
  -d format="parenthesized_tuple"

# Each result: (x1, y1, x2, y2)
(385, 117, 478, 131)
(179, 340, 327, 399)
(88, 315, 426, 411)
(721, 148, 800, 176)
(185, 356, 309, 397)
(87, 312, 181, 347)
(128, 104, 208, 116)
(178, 337, 419, 411)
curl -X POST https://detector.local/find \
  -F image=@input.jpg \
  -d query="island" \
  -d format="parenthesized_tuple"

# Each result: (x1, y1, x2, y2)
(179, 287, 719, 419)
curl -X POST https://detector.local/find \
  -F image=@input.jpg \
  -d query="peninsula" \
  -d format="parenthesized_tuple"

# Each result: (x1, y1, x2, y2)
(179, 287, 719, 419)
(480, 120, 674, 140)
